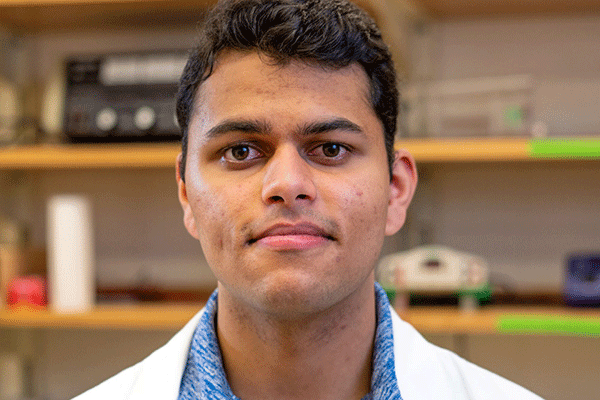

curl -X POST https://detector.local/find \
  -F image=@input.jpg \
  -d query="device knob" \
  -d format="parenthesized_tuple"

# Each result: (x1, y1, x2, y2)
(134, 106, 156, 131)
(173, 112, 179, 128)
(95, 108, 118, 132)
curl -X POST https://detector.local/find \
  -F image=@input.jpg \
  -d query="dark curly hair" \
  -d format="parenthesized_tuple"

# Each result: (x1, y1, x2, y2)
(176, 0, 398, 180)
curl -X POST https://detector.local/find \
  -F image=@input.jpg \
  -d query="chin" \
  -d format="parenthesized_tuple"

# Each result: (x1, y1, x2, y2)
(250, 273, 340, 318)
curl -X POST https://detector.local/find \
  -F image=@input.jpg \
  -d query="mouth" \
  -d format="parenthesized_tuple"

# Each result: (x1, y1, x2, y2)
(248, 222, 335, 250)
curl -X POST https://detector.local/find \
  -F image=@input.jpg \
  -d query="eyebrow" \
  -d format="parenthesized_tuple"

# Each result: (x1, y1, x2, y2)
(205, 119, 271, 139)
(298, 119, 364, 137)
(204, 117, 365, 140)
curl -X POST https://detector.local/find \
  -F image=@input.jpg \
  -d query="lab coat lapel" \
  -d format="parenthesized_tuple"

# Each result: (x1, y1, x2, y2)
(127, 308, 206, 400)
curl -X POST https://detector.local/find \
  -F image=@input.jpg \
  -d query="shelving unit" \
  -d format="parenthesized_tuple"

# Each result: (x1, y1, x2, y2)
(2, 2, 600, 398)
(0, 0, 597, 327)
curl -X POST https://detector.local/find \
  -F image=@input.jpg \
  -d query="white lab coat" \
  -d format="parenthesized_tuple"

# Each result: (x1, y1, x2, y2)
(73, 305, 543, 400)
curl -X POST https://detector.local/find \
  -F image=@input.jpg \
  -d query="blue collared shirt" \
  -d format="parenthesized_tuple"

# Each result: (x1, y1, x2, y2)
(178, 283, 402, 399)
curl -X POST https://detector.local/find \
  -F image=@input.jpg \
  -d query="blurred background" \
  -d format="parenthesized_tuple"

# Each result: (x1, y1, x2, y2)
(0, 0, 599, 399)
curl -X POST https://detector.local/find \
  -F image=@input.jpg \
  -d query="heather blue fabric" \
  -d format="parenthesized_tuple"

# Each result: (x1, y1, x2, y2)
(178, 283, 402, 399)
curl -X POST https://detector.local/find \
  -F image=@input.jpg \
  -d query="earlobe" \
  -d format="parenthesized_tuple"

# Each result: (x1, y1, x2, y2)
(176, 153, 200, 240)
(385, 149, 418, 236)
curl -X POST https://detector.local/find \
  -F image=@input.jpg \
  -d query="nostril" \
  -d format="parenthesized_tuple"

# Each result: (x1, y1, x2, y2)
(297, 194, 309, 200)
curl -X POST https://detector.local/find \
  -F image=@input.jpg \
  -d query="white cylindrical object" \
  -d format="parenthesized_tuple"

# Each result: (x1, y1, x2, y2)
(47, 195, 95, 313)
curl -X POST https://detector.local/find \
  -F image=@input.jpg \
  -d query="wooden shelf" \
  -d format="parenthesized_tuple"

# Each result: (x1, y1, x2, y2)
(0, 0, 407, 33)
(2, 0, 600, 33)
(400, 306, 600, 336)
(0, 303, 203, 330)
(0, 0, 216, 32)
(397, 138, 531, 162)
(412, 0, 600, 20)
(0, 143, 180, 170)
(2, 304, 600, 336)
(2, 138, 600, 170)
(397, 137, 600, 163)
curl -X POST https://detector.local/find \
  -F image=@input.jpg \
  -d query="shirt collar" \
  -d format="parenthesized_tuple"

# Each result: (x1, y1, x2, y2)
(370, 283, 403, 399)
(178, 283, 402, 400)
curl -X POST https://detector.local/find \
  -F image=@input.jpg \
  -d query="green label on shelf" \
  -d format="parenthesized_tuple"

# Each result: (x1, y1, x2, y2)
(498, 315, 600, 337)
(529, 139, 600, 158)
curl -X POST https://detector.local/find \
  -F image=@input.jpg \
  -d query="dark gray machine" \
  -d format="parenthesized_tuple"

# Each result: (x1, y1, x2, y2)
(63, 52, 188, 142)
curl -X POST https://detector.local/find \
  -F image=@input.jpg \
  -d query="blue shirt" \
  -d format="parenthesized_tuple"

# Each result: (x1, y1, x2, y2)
(178, 283, 402, 399)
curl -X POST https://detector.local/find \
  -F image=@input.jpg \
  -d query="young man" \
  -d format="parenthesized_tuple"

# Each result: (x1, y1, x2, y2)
(75, 0, 543, 399)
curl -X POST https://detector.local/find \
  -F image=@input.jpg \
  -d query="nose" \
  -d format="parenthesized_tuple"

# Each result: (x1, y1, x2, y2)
(261, 144, 317, 206)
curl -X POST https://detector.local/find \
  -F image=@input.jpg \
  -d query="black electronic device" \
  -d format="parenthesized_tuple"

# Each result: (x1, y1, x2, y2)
(63, 52, 188, 142)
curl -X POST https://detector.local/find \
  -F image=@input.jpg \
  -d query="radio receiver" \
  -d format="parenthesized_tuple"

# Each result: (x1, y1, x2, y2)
(62, 51, 188, 142)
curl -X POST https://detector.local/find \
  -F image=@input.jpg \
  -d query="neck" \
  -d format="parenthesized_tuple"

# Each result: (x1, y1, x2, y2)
(216, 280, 377, 400)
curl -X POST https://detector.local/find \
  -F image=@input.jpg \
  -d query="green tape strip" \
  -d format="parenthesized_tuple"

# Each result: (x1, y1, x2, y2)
(498, 315, 600, 337)
(530, 139, 600, 158)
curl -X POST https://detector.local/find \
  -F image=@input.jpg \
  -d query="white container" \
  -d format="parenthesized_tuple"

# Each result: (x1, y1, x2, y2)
(47, 195, 95, 313)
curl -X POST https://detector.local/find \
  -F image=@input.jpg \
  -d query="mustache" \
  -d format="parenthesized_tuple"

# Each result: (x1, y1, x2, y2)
(241, 209, 340, 244)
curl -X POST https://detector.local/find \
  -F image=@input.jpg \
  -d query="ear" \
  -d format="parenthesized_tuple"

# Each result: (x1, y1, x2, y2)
(176, 153, 200, 240)
(385, 149, 418, 236)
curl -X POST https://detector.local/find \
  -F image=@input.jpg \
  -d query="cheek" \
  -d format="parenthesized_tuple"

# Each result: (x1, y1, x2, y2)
(354, 195, 389, 275)
(190, 180, 255, 254)
(353, 191, 388, 236)
(189, 185, 228, 253)
(334, 177, 389, 240)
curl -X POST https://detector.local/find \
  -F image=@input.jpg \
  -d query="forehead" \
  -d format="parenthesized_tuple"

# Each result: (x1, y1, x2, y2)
(212, 49, 370, 89)
(192, 51, 374, 124)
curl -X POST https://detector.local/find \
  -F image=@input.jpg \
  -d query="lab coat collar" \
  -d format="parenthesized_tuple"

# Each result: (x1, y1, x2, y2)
(126, 307, 206, 400)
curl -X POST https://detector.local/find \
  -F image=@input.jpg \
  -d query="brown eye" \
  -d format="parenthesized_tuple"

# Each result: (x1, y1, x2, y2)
(222, 144, 263, 166)
(231, 145, 250, 160)
(306, 142, 351, 166)
(322, 143, 341, 157)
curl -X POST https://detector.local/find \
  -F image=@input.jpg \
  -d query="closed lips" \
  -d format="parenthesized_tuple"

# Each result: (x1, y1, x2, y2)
(249, 223, 335, 244)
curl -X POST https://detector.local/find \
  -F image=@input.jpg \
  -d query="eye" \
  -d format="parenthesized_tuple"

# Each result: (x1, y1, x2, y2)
(222, 144, 263, 164)
(308, 142, 351, 164)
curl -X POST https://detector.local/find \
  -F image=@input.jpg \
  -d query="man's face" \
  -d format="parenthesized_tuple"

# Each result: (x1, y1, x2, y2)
(178, 51, 414, 317)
